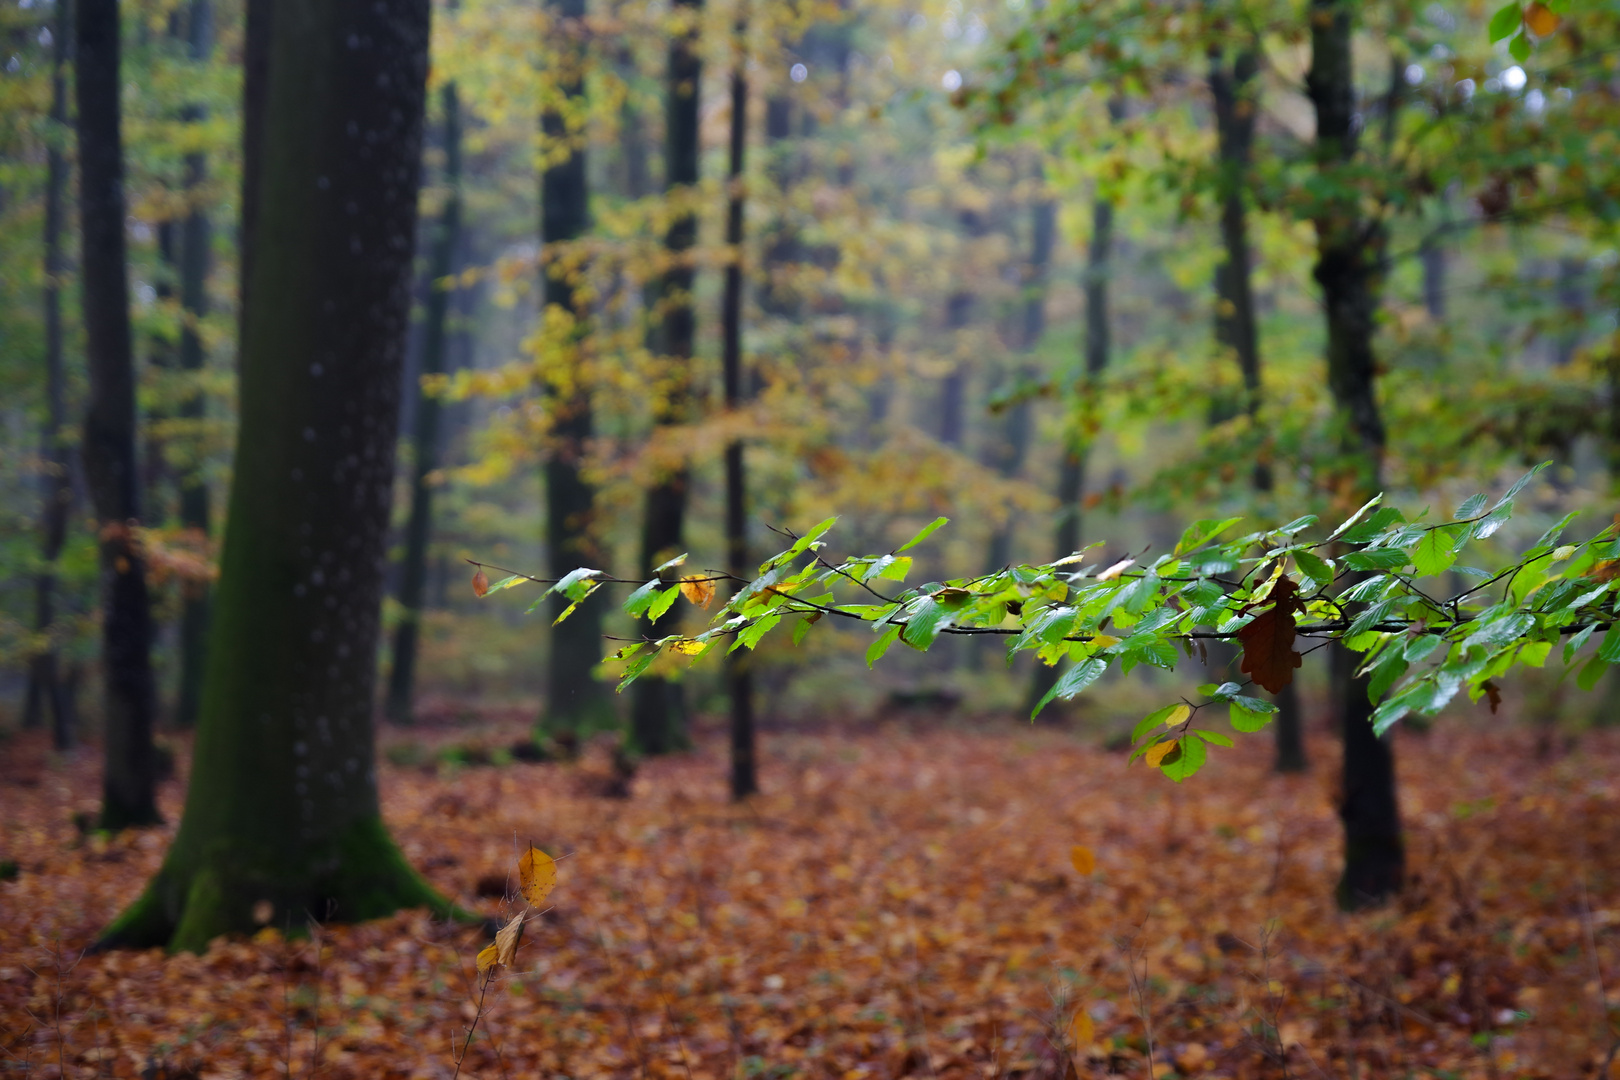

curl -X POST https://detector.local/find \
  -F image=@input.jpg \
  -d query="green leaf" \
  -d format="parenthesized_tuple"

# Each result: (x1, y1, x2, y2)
(1598, 623, 1620, 664)
(1520, 640, 1551, 668)
(895, 516, 949, 553)
(866, 624, 903, 668)
(487, 574, 528, 594)
(1404, 635, 1443, 664)
(624, 579, 662, 617)
(1229, 699, 1277, 732)
(1294, 551, 1334, 589)
(1488, 1, 1521, 43)
(900, 596, 950, 649)
(1326, 494, 1383, 542)
(1277, 515, 1318, 536)
(1342, 548, 1411, 573)
(616, 648, 658, 692)
(1175, 517, 1242, 555)
(550, 567, 603, 600)
(732, 612, 782, 652)
(1030, 658, 1108, 719)
(1508, 30, 1531, 61)
(1412, 526, 1464, 577)
(1578, 655, 1609, 691)
(1454, 493, 1488, 519)
(1195, 730, 1234, 748)
(1130, 703, 1182, 743)
(654, 552, 690, 574)
(647, 584, 683, 623)
(792, 614, 817, 646)
(866, 554, 913, 582)
(1160, 736, 1207, 783)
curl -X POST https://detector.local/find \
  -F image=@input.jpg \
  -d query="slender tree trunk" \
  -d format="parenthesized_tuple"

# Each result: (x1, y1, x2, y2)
(939, 207, 984, 448)
(723, 4, 756, 799)
(1210, 44, 1305, 773)
(100, 0, 452, 952)
(77, 0, 161, 829)
(174, 0, 214, 729)
(1028, 137, 1117, 714)
(540, 0, 613, 736)
(386, 82, 462, 725)
(24, 0, 77, 751)
(1308, 0, 1403, 909)
(632, 0, 702, 756)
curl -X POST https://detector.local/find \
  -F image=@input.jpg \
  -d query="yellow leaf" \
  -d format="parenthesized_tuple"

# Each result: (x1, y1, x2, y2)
(679, 575, 716, 608)
(495, 911, 524, 967)
(1164, 703, 1192, 728)
(1089, 634, 1120, 648)
(1069, 845, 1096, 876)
(1095, 558, 1134, 582)
(475, 943, 498, 973)
(1526, 1, 1560, 36)
(1067, 1007, 1094, 1048)
(520, 844, 558, 907)
(1144, 740, 1178, 769)
(668, 638, 706, 655)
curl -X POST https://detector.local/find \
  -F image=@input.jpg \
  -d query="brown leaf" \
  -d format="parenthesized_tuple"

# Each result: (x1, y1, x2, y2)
(679, 575, 716, 608)
(1069, 845, 1096, 876)
(1483, 679, 1502, 714)
(494, 911, 524, 968)
(1526, 2, 1560, 36)
(1237, 576, 1305, 693)
(472, 567, 489, 598)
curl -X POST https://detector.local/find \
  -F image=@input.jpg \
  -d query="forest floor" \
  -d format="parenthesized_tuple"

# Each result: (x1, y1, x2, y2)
(2, 710, 1619, 1079)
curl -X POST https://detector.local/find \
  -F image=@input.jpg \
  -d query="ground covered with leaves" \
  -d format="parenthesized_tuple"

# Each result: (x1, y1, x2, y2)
(3, 714, 1620, 1079)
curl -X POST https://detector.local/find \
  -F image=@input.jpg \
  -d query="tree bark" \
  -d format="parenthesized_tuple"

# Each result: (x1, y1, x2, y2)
(1210, 43, 1305, 773)
(77, 0, 161, 829)
(723, 4, 756, 800)
(174, 0, 214, 730)
(540, 0, 614, 737)
(100, 0, 452, 952)
(632, 0, 703, 756)
(24, 0, 77, 751)
(386, 81, 463, 725)
(1307, 0, 1403, 908)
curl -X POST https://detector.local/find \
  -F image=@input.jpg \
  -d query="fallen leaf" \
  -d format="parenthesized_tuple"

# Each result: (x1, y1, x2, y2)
(1237, 576, 1305, 693)
(1069, 845, 1096, 875)
(472, 568, 489, 597)
(520, 844, 558, 907)
(680, 575, 716, 608)
(494, 911, 524, 967)
(1067, 1006, 1094, 1049)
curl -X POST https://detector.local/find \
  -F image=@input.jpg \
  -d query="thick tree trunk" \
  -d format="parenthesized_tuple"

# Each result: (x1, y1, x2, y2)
(723, 6, 756, 800)
(77, 0, 161, 829)
(1029, 163, 1115, 714)
(386, 82, 463, 725)
(1308, 0, 1402, 908)
(24, 0, 76, 751)
(632, 0, 702, 756)
(174, 0, 214, 730)
(100, 0, 451, 952)
(540, 0, 613, 737)
(1210, 44, 1305, 773)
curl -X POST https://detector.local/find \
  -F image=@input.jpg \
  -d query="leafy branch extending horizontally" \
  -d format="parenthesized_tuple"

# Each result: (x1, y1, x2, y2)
(473, 463, 1620, 783)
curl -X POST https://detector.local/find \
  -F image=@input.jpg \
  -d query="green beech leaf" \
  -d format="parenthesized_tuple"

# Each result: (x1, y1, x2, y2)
(1488, 1, 1521, 42)
(1160, 735, 1207, 782)
(1031, 658, 1108, 719)
(1229, 698, 1277, 732)
(896, 516, 949, 553)
(1412, 526, 1464, 577)
(866, 624, 903, 668)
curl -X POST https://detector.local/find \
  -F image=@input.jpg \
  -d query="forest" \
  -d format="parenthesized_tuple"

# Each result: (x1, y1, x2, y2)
(2, 0, 1620, 1075)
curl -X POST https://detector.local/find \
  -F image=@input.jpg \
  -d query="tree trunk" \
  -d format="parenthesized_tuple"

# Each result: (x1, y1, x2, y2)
(540, 0, 614, 737)
(1308, 0, 1402, 908)
(386, 81, 463, 725)
(100, 0, 452, 952)
(24, 0, 76, 751)
(723, 4, 756, 800)
(632, 0, 703, 756)
(1028, 134, 1116, 714)
(77, 0, 161, 829)
(1210, 43, 1305, 773)
(174, 0, 214, 730)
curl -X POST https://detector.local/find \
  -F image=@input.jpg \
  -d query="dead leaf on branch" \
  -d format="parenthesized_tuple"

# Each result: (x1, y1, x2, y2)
(1237, 576, 1305, 693)
(520, 844, 558, 908)
(494, 911, 524, 967)
(679, 575, 716, 608)
(472, 568, 490, 598)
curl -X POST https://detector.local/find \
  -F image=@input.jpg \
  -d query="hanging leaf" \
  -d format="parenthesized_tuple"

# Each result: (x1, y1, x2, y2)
(1488, 1, 1522, 43)
(1525, 2, 1560, 35)
(476, 942, 499, 974)
(520, 845, 558, 907)
(896, 517, 949, 553)
(1095, 558, 1134, 581)
(679, 575, 717, 608)
(472, 568, 489, 598)
(1236, 577, 1305, 693)
(1143, 740, 1179, 769)
(494, 910, 525, 967)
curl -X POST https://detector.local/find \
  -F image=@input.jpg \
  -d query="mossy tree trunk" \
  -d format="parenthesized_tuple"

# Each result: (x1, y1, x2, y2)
(540, 0, 614, 737)
(1209, 43, 1306, 774)
(24, 0, 76, 751)
(78, 0, 161, 829)
(100, 0, 452, 953)
(723, 3, 756, 800)
(1307, 0, 1403, 909)
(632, 0, 702, 756)
(386, 80, 463, 726)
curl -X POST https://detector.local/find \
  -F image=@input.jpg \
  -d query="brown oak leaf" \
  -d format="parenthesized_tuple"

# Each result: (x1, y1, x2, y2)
(1237, 576, 1306, 693)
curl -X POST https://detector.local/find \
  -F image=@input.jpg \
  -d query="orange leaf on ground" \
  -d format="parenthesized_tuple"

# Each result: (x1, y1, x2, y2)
(1237, 576, 1305, 693)
(1070, 845, 1096, 875)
